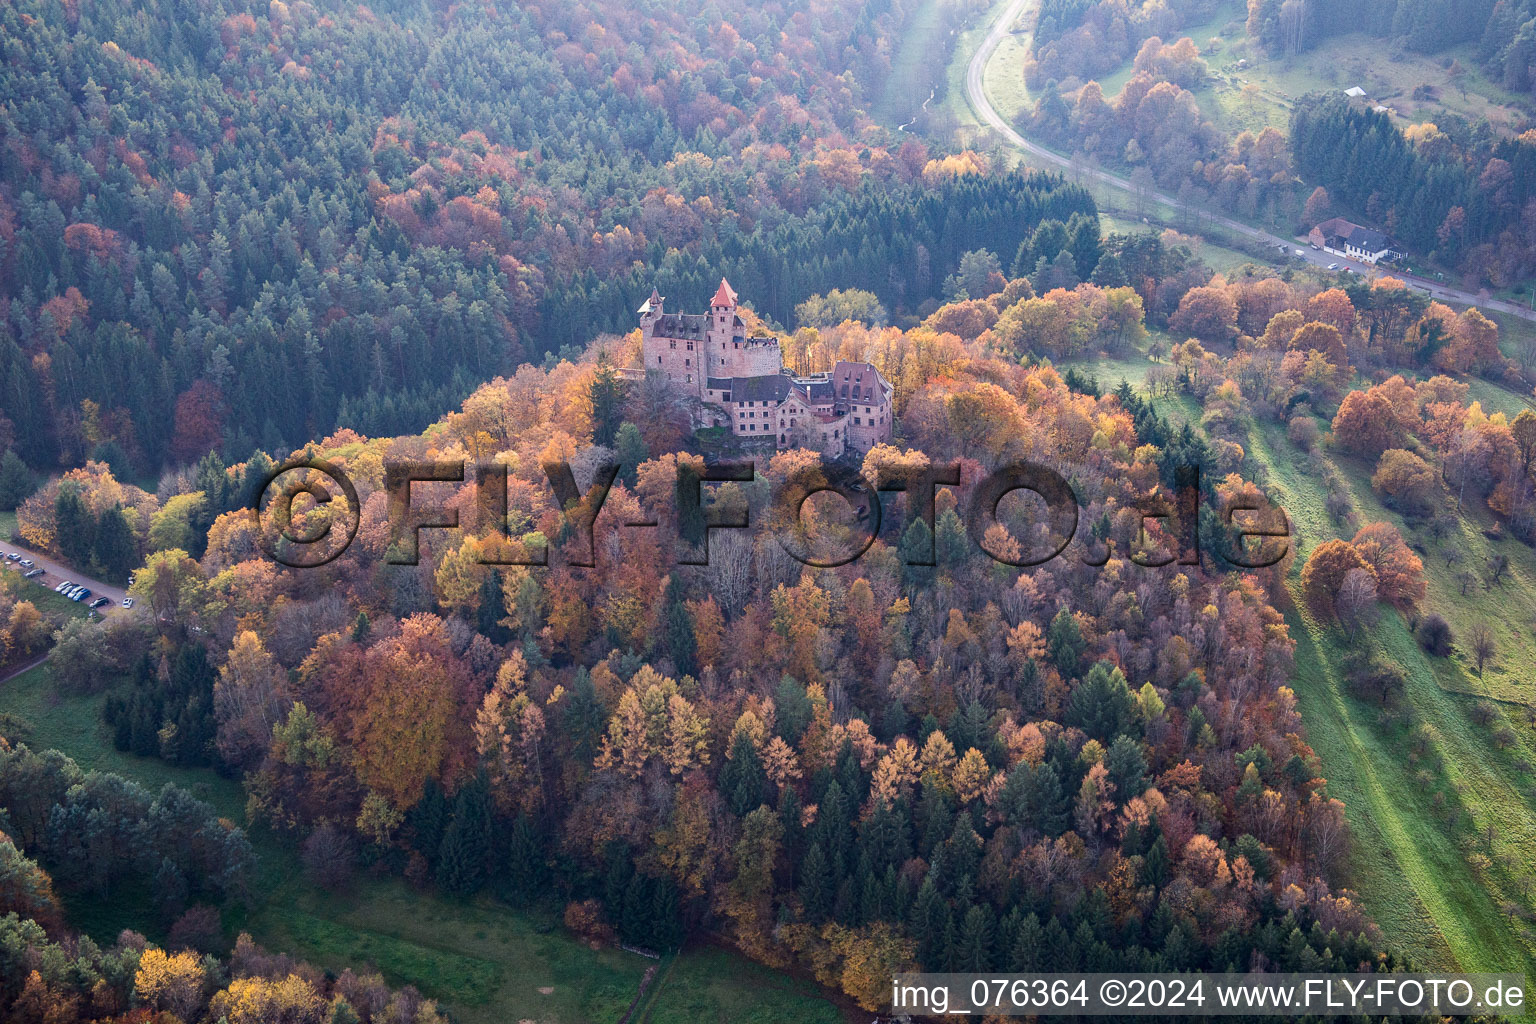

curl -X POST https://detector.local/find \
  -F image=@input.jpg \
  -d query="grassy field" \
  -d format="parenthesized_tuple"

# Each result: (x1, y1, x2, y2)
(2, 563, 94, 624)
(877, 0, 955, 127)
(0, 665, 847, 1024)
(1244, 422, 1536, 976)
(1054, 0, 1532, 144)
(978, 2, 1032, 125)
(0, 511, 15, 540)
(634, 947, 844, 1024)
(1061, 337, 1536, 976)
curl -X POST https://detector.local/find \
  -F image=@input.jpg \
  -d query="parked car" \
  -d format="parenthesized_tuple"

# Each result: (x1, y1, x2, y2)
(122, 597, 135, 609)
(55, 580, 72, 592)
(23, 569, 43, 579)
(89, 597, 109, 609)
(72, 589, 91, 602)
(17, 559, 33, 569)
(1294, 249, 1305, 257)
(4, 552, 18, 561)
(1326, 263, 1340, 270)
(1310, 243, 1320, 250)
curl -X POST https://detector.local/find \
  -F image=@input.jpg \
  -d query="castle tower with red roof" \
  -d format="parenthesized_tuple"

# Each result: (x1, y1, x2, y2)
(640, 277, 779, 398)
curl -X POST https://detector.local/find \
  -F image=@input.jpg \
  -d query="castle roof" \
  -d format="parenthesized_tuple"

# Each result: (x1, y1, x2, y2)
(801, 378, 835, 401)
(652, 313, 708, 337)
(712, 277, 738, 308)
(729, 373, 792, 403)
(834, 360, 891, 401)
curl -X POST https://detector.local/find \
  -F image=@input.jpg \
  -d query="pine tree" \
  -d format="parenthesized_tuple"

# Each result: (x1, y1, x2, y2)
(662, 575, 696, 677)
(620, 872, 649, 944)
(589, 354, 627, 448)
(721, 731, 765, 816)
(0, 450, 34, 511)
(435, 817, 475, 896)
(1093, 251, 1130, 288)
(910, 875, 948, 969)
(1031, 763, 1071, 837)
(1046, 607, 1085, 677)
(92, 503, 138, 583)
(55, 485, 96, 568)
(1104, 735, 1147, 797)
(1143, 835, 1171, 888)
(899, 515, 935, 572)
(614, 422, 646, 486)
(1012, 912, 1044, 971)
(798, 841, 834, 923)
(957, 904, 996, 972)
(477, 570, 512, 644)
(650, 874, 683, 950)
(409, 778, 448, 861)
(503, 813, 544, 906)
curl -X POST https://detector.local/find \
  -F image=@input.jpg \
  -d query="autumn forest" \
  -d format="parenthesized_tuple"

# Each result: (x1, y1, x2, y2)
(2, 0, 1536, 1020)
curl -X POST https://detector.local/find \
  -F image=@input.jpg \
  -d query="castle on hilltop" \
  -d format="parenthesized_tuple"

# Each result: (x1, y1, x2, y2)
(638, 278, 892, 458)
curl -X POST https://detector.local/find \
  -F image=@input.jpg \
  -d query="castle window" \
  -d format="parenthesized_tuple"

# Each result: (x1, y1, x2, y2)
(657, 356, 662, 364)
(669, 340, 676, 349)
(686, 341, 693, 350)
(685, 359, 690, 366)
(854, 417, 861, 425)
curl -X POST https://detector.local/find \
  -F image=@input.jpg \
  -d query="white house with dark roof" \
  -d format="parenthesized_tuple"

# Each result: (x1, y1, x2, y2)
(1308, 217, 1400, 264)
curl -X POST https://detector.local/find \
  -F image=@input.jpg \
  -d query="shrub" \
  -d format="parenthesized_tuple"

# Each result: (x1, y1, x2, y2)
(168, 905, 224, 954)
(1288, 416, 1321, 450)
(1417, 613, 1453, 656)
(1345, 655, 1405, 706)
(563, 899, 614, 945)
(302, 823, 355, 891)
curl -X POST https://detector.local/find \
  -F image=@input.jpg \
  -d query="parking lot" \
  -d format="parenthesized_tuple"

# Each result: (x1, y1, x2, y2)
(1, 541, 128, 616)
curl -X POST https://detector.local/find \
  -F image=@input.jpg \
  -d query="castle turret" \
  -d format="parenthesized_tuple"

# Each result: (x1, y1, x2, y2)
(710, 278, 737, 316)
(638, 286, 663, 335)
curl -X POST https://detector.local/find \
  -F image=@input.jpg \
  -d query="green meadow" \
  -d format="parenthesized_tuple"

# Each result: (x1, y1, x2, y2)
(0, 665, 847, 1024)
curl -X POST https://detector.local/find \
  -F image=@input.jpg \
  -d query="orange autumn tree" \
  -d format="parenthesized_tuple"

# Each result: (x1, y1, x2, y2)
(1331, 388, 1407, 456)
(1300, 540, 1375, 619)
(351, 614, 476, 808)
(1350, 522, 1425, 610)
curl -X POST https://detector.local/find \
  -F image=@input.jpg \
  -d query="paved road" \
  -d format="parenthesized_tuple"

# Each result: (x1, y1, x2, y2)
(0, 538, 127, 615)
(963, 0, 1536, 322)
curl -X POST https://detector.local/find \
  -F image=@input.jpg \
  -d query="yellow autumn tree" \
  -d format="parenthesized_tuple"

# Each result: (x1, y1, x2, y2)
(595, 667, 709, 777)
(870, 737, 919, 806)
(952, 747, 992, 803)
(919, 730, 957, 787)
(134, 948, 206, 1021)
(207, 975, 327, 1024)
(762, 736, 802, 790)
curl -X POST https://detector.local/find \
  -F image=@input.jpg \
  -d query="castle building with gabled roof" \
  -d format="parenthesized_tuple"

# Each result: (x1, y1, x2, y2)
(638, 278, 893, 458)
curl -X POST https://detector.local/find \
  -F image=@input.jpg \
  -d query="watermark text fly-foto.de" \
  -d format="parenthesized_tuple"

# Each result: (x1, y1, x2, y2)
(252, 455, 1291, 571)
